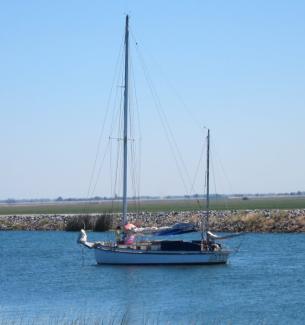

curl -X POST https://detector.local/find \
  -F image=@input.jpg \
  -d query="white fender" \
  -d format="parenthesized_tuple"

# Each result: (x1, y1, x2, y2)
(77, 229, 95, 248)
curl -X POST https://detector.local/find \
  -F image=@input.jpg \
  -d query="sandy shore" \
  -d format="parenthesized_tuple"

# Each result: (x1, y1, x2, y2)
(1, 209, 305, 232)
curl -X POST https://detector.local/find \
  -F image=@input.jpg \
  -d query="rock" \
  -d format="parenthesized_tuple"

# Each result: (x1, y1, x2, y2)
(1, 209, 305, 232)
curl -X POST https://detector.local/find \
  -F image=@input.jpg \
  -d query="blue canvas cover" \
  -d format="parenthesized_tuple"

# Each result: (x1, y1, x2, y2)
(155, 223, 197, 236)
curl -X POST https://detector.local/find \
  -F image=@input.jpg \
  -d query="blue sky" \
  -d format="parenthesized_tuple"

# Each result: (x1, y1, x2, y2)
(1, 0, 305, 199)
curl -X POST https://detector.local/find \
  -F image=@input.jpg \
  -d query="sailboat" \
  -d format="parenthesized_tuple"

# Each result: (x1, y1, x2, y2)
(78, 15, 231, 265)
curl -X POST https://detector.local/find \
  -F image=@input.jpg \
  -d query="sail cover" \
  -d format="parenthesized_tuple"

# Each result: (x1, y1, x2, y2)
(126, 222, 197, 236)
(154, 222, 197, 236)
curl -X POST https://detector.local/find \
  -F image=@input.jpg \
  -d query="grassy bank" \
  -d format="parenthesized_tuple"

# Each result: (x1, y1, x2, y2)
(1, 197, 305, 215)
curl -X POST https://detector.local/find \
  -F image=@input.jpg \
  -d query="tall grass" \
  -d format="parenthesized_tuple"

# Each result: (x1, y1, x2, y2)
(65, 214, 112, 232)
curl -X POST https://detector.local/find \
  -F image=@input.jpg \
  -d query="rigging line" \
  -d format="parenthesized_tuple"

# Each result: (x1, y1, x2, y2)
(130, 30, 204, 132)
(204, 156, 207, 205)
(129, 40, 143, 142)
(90, 139, 111, 196)
(190, 142, 206, 209)
(143, 72, 189, 194)
(210, 141, 218, 209)
(87, 34, 125, 198)
(109, 136, 114, 214)
(128, 110, 136, 208)
(213, 143, 234, 193)
(130, 57, 141, 212)
(134, 142, 141, 214)
(128, 134, 137, 200)
(115, 75, 124, 142)
(112, 138, 121, 208)
(128, 135, 141, 213)
(137, 138, 142, 211)
(211, 139, 228, 211)
(114, 99, 124, 201)
(109, 51, 125, 139)
(109, 60, 125, 210)
(132, 146, 139, 206)
(110, 62, 124, 202)
(152, 85, 193, 194)
(108, 32, 125, 141)
(128, 142, 138, 212)
(128, 118, 138, 211)
(134, 45, 191, 196)
(128, 53, 137, 143)
(213, 144, 233, 210)
(134, 41, 195, 196)
(127, 81, 137, 205)
(214, 144, 232, 210)
(190, 140, 205, 192)
(130, 54, 142, 212)
(131, 32, 204, 199)
(127, 134, 138, 207)
(110, 77, 124, 212)
(128, 58, 134, 142)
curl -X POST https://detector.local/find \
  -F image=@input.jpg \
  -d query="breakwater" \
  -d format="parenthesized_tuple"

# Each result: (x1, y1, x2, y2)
(1, 209, 305, 232)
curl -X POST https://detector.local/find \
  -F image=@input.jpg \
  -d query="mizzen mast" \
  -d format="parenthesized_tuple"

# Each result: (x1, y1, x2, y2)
(122, 15, 129, 225)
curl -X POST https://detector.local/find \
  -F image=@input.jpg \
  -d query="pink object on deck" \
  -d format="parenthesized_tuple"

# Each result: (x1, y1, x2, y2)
(124, 223, 136, 231)
(124, 235, 135, 245)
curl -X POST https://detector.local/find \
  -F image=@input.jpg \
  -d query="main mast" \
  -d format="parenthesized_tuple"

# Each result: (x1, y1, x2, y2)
(205, 129, 210, 242)
(122, 15, 129, 225)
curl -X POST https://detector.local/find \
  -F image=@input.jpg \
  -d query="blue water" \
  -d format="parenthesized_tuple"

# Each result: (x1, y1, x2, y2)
(1, 231, 305, 324)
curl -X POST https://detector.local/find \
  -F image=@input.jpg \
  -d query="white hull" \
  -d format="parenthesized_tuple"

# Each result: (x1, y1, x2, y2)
(94, 247, 229, 265)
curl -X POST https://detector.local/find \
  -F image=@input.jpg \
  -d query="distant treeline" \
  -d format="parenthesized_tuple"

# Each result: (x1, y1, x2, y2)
(1, 191, 305, 204)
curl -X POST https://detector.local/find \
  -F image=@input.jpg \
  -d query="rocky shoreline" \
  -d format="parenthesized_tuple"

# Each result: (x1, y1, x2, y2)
(1, 209, 305, 232)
